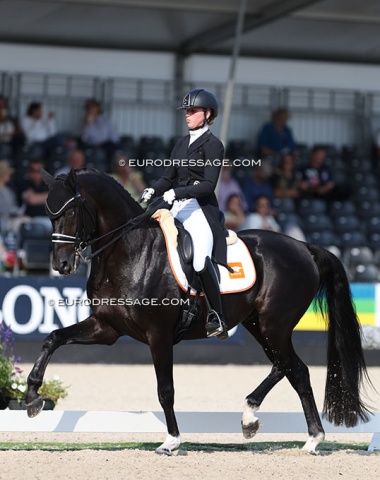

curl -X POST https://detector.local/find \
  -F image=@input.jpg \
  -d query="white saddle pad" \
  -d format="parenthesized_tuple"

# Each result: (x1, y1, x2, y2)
(153, 210, 256, 295)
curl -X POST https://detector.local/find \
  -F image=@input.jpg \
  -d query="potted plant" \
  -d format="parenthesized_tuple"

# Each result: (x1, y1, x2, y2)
(0, 323, 69, 410)
(6, 374, 69, 410)
(0, 322, 17, 409)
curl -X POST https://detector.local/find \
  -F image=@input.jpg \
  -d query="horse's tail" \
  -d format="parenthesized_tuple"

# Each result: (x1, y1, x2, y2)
(307, 243, 371, 427)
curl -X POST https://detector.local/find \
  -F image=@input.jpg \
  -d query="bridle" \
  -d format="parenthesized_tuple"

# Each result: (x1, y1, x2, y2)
(46, 187, 166, 265)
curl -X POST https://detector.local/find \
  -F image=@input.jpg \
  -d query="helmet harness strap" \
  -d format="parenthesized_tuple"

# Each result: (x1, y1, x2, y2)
(189, 109, 209, 131)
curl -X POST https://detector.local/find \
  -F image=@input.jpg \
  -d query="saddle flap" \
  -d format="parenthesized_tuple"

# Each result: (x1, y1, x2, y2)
(175, 220, 193, 265)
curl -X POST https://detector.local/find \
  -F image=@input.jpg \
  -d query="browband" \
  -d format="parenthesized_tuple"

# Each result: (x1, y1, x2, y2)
(45, 193, 81, 220)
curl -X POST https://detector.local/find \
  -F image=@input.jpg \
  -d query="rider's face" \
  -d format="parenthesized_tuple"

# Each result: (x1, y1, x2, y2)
(185, 107, 209, 129)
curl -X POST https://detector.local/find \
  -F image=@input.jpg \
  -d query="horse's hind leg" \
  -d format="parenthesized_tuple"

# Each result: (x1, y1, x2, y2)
(26, 315, 118, 418)
(242, 319, 286, 438)
(282, 343, 325, 453)
(243, 318, 325, 453)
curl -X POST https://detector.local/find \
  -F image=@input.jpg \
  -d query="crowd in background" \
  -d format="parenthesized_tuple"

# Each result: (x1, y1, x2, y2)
(0, 95, 377, 279)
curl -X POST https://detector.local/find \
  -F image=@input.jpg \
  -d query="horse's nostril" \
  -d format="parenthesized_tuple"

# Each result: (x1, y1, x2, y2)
(59, 261, 71, 275)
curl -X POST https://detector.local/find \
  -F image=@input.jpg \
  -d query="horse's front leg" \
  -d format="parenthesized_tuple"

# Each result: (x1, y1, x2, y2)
(149, 335, 180, 456)
(26, 315, 118, 418)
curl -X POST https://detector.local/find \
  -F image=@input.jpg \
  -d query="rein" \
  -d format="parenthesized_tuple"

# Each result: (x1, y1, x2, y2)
(51, 194, 167, 263)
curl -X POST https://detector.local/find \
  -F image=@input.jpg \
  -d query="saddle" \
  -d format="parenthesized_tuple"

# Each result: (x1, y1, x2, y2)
(152, 208, 246, 293)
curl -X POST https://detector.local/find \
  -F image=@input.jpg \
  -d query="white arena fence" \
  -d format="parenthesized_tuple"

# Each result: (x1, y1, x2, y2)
(0, 411, 379, 452)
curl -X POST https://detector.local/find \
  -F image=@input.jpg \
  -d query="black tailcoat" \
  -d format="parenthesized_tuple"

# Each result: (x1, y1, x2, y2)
(153, 130, 227, 268)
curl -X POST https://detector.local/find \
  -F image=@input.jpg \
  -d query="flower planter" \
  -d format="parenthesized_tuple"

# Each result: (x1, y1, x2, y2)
(0, 396, 10, 410)
(7, 398, 56, 410)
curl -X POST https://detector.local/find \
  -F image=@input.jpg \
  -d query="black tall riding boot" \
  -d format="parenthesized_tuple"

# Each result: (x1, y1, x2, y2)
(198, 257, 228, 340)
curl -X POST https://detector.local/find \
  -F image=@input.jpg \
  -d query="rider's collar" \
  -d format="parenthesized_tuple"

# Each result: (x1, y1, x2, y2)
(188, 125, 209, 145)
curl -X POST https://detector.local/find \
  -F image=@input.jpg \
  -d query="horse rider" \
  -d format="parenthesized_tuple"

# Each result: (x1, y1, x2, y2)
(141, 88, 229, 339)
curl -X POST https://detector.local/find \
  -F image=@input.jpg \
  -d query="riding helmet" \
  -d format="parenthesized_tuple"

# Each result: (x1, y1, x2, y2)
(177, 89, 219, 121)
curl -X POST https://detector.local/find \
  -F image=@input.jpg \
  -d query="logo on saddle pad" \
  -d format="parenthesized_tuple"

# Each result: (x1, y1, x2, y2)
(228, 262, 245, 279)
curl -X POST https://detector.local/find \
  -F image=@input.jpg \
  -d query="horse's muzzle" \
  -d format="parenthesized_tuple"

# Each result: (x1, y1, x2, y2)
(52, 252, 77, 275)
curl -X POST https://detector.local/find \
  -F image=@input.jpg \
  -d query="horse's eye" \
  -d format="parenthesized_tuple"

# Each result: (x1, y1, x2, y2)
(66, 209, 75, 218)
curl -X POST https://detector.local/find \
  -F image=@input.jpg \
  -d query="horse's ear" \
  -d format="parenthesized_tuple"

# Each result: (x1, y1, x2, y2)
(64, 168, 78, 193)
(41, 169, 56, 187)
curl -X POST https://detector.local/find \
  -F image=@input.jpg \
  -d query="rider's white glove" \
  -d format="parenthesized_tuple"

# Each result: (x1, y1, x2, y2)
(141, 188, 155, 202)
(163, 189, 176, 205)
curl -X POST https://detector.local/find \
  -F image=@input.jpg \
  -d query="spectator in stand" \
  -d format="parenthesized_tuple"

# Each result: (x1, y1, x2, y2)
(55, 149, 85, 177)
(19, 159, 49, 220)
(374, 129, 380, 166)
(110, 153, 146, 201)
(0, 159, 27, 233)
(0, 95, 25, 154)
(272, 153, 302, 200)
(299, 145, 335, 201)
(82, 98, 119, 166)
(21, 102, 63, 159)
(244, 195, 281, 232)
(224, 194, 246, 232)
(242, 162, 274, 213)
(217, 163, 248, 213)
(0, 97, 16, 147)
(257, 108, 296, 159)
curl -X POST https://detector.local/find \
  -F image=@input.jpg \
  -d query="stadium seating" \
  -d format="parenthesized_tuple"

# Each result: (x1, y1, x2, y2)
(298, 198, 327, 216)
(353, 264, 380, 283)
(340, 231, 369, 249)
(15, 220, 52, 272)
(329, 200, 357, 218)
(335, 214, 361, 233)
(306, 230, 342, 248)
(272, 198, 296, 214)
(139, 135, 167, 158)
(303, 214, 334, 233)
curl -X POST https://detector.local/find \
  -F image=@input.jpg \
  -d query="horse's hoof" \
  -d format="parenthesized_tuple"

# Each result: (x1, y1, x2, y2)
(302, 432, 325, 453)
(25, 395, 44, 418)
(155, 434, 180, 455)
(241, 419, 261, 439)
(155, 447, 173, 456)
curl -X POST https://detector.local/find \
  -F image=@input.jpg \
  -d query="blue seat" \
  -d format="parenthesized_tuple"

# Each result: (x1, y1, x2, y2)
(335, 215, 361, 233)
(330, 200, 357, 218)
(276, 212, 303, 230)
(343, 246, 375, 271)
(353, 264, 379, 283)
(139, 136, 166, 158)
(226, 139, 251, 159)
(354, 186, 379, 202)
(307, 230, 342, 248)
(357, 200, 380, 219)
(272, 198, 296, 214)
(340, 231, 369, 248)
(298, 198, 327, 216)
(16, 221, 52, 271)
(303, 214, 334, 232)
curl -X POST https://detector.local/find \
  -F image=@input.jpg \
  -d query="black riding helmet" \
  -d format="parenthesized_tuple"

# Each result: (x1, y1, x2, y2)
(177, 89, 219, 128)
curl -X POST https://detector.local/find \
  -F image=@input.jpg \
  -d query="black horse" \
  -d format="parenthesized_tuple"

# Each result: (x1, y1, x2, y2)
(26, 168, 370, 455)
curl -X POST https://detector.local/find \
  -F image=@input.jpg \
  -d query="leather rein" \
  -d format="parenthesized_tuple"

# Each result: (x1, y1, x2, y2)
(47, 190, 166, 263)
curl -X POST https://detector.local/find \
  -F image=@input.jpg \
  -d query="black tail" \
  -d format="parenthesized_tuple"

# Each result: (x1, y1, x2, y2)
(308, 244, 371, 427)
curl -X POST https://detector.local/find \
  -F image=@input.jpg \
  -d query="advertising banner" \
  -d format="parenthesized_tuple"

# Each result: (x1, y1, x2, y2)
(0, 276, 244, 343)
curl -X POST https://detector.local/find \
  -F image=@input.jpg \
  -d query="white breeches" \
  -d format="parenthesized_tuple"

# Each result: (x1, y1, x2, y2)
(171, 198, 213, 272)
